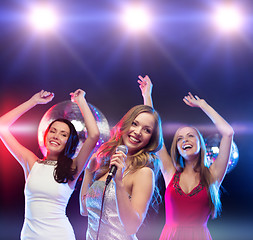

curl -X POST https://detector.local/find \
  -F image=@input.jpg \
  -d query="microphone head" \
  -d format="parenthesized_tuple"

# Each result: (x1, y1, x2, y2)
(116, 145, 128, 155)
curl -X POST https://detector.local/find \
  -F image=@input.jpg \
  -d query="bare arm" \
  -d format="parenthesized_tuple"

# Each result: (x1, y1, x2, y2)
(105, 149, 152, 234)
(79, 155, 98, 216)
(0, 90, 54, 179)
(184, 92, 234, 184)
(70, 89, 100, 186)
(79, 169, 93, 216)
(116, 167, 154, 235)
(138, 75, 175, 187)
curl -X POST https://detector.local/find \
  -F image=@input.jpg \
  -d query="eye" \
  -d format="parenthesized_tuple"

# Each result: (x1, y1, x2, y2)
(132, 121, 137, 126)
(144, 128, 152, 134)
(177, 137, 183, 142)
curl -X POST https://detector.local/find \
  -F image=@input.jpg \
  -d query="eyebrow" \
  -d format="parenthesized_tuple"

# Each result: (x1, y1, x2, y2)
(50, 127, 69, 134)
(178, 132, 195, 137)
(134, 120, 154, 130)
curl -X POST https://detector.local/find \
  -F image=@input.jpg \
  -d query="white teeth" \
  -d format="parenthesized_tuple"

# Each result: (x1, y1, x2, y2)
(50, 141, 59, 145)
(129, 136, 140, 143)
(183, 144, 192, 150)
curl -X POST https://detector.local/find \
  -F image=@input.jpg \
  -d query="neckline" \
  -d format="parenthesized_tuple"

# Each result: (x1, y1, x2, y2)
(175, 171, 203, 196)
(37, 159, 57, 166)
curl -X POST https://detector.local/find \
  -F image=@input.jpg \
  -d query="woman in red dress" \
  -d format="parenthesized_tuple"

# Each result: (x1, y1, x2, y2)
(138, 75, 234, 240)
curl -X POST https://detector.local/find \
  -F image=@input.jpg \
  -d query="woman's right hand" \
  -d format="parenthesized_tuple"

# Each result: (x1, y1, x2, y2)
(31, 90, 54, 105)
(109, 151, 127, 183)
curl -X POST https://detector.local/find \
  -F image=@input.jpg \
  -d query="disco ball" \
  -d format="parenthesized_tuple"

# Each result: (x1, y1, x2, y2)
(38, 100, 110, 158)
(205, 133, 239, 173)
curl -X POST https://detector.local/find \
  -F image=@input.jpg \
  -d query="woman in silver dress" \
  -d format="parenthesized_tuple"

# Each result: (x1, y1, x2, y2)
(80, 104, 163, 240)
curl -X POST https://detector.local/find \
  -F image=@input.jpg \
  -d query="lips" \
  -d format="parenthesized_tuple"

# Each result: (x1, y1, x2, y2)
(49, 140, 60, 146)
(129, 135, 141, 144)
(182, 144, 192, 150)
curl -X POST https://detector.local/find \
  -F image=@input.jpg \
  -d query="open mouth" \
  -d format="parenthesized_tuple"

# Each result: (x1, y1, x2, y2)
(129, 135, 141, 143)
(49, 140, 60, 146)
(182, 144, 192, 150)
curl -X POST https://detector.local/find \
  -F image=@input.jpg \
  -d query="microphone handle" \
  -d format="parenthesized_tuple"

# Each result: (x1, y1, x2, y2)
(105, 145, 128, 185)
(106, 165, 117, 185)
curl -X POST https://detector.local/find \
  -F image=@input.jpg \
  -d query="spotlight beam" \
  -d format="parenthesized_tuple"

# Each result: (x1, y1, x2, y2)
(28, 4, 59, 32)
(122, 5, 151, 32)
(213, 5, 243, 33)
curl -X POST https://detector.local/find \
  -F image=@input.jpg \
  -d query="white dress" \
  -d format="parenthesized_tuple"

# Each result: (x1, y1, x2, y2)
(21, 161, 76, 240)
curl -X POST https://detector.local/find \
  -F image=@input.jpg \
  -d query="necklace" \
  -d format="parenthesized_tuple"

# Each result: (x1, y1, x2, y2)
(37, 159, 57, 166)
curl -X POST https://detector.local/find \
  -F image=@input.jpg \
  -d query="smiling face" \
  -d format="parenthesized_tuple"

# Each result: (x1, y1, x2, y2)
(122, 112, 155, 155)
(45, 121, 70, 159)
(176, 127, 201, 161)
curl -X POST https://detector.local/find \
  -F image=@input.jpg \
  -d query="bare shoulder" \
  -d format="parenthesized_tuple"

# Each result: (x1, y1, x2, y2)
(134, 167, 154, 179)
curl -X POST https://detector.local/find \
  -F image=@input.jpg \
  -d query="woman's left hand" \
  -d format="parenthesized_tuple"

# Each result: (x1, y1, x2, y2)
(183, 92, 206, 108)
(138, 75, 153, 98)
(70, 89, 86, 103)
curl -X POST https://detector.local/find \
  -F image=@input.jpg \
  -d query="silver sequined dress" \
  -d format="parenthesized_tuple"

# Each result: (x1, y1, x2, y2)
(86, 181, 138, 240)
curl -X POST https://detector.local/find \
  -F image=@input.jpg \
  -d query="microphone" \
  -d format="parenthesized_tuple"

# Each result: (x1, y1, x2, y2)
(105, 145, 128, 185)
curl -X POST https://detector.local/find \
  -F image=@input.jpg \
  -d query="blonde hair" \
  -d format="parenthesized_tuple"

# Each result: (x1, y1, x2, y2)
(94, 105, 163, 181)
(170, 126, 221, 218)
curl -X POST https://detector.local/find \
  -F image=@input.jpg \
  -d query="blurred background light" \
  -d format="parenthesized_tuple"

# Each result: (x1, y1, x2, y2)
(122, 5, 151, 31)
(213, 4, 243, 32)
(28, 4, 59, 32)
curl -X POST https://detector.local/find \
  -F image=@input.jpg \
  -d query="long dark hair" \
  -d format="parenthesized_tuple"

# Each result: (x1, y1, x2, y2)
(44, 118, 79, 183)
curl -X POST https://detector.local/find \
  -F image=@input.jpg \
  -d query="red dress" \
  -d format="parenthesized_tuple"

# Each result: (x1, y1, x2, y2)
(159, 171, 212, 240)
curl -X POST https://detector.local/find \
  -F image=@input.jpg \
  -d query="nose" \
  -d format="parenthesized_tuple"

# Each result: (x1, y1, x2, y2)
(134, 127, 142, 136)
(52, 133, 59, 139)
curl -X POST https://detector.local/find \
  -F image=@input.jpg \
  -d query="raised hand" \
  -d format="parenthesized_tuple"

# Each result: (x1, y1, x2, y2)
(138, 75, 153, 98)
(70, 89, 86, 104)
(183, 92, 206, 108)
(31, 90, 54, 105)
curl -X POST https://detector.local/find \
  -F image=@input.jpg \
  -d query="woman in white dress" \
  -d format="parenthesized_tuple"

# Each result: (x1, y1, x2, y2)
(0, 89, 100, 240)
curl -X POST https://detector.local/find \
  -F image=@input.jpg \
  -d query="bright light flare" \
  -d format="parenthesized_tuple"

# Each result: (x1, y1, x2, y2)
(214, 5, 243, 32)
(71, 120, 85, 132)
(29, 5, 59, 32)
(122, 6, 151, 31)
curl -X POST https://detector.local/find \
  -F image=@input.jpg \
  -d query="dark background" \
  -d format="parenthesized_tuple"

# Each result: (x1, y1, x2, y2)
(0, 1, 253, 239)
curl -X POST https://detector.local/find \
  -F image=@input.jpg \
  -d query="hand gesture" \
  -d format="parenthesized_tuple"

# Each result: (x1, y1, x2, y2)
(109, 150, 127, 182)
(138, 75, 153, 98)
(183, 92, 206, 108)
(31, 90, 54, 105)
(70, 89, 86, 104)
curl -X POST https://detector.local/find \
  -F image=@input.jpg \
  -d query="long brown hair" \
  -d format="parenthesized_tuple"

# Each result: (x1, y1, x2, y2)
(93, 105, 163, 209)
(170, 126, 221, 218)
(94, 105, 163, 179)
